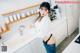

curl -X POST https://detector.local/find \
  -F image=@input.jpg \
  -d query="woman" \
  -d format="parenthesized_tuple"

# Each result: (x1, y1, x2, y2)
(34, 2, 56, 53)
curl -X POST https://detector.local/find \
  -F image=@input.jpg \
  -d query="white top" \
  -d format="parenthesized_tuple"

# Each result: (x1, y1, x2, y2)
(34, 14, 52, 38)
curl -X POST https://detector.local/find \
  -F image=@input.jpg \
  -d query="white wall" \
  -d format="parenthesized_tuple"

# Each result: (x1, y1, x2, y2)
(55, 0, 79, 35)
(0, 0, 44, 14)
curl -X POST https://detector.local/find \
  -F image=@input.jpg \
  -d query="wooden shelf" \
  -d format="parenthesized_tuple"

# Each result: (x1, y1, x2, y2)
(0, 3, 39, 37)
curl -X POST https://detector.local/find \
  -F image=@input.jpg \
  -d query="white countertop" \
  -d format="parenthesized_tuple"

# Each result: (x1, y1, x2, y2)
(0, 25, 39, 53)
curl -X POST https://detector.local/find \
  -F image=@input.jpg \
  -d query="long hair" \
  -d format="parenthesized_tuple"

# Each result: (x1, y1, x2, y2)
(48, 9, 56, 21)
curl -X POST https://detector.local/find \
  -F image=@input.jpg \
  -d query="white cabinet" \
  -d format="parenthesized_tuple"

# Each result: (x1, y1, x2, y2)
(14, 38, 46, 53)
(14, 43, 32, 53)
(30, 38, 46, 53)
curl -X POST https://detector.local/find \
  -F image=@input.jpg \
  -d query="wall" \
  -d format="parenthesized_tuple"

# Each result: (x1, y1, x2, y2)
(55, 0, 79, 35)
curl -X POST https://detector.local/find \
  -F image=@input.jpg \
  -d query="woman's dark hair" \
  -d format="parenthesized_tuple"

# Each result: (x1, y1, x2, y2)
(40, 2, 56, 21)
(36, 2, 56, 22)
(40, 2, 50, 11)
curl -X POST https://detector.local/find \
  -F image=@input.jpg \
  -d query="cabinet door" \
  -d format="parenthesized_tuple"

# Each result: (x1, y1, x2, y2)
(14, 43, 32, 53)
(30, 38, 46, 53)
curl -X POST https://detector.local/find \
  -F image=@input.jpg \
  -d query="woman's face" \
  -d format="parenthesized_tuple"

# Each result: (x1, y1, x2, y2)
(39, 7, 49, 16)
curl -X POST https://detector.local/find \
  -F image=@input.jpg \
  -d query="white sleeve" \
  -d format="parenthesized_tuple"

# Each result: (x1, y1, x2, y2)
(42, 17, 52, 37)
